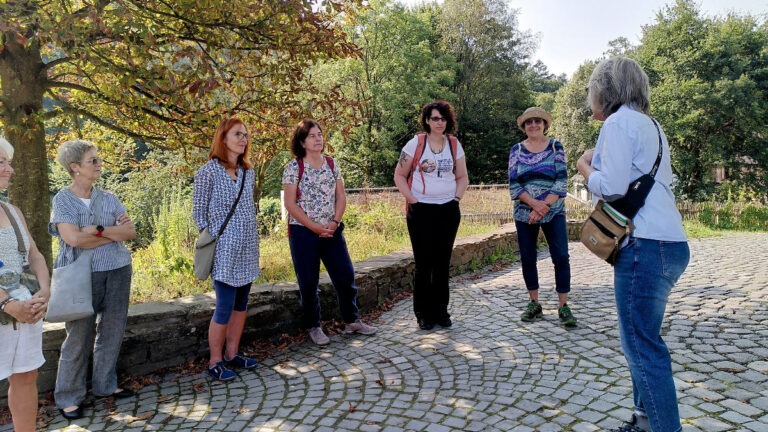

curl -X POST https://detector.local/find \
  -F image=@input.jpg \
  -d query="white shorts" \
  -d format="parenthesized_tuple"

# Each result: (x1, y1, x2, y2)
(0, 320, 45, 380)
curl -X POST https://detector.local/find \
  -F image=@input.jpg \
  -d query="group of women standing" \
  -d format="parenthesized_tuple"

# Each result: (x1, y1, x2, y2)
(392, 57, 689, 432)
(1, 56, 689, 432)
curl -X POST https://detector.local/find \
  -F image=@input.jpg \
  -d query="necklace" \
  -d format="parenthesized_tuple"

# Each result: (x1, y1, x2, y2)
(427, 137, 445, 155)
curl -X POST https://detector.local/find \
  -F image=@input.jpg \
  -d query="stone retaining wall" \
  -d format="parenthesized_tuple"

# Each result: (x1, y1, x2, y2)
(1, 221, 583, 407)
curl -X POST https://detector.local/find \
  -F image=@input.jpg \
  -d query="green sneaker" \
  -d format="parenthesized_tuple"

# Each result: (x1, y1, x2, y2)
(558, 304, 577, 327)
(521, 301, 543, 322)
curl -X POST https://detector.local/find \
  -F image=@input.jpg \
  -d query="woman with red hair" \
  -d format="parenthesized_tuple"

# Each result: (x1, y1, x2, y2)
(193, 117, 260, 381)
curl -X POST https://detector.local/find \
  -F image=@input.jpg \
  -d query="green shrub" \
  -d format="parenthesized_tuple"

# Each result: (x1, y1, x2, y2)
(258, 197, 283, 237)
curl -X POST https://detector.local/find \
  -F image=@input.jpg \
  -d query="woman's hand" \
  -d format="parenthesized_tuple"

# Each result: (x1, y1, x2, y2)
(577, 149, 596, 181)
(5, 297, 47, 324)
(528, 209, 545, 224)
(310, 222, 334, 238)
(530, 199, 550, 217)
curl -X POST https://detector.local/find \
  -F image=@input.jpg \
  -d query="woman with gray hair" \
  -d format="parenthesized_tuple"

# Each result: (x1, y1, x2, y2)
(50, 139, 136, 420)
(577, 57, 689, 432)
(0, 136, 51, 432)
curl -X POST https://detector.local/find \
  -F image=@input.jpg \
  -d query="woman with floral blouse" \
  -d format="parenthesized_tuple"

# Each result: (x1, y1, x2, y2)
(282, 119, 377, 346)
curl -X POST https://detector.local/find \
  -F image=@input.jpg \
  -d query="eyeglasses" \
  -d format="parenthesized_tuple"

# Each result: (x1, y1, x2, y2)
(0, 159, 12, 170)
(523, 118, 544, 126)
(234, 131, 249, 141)
(429, 116, 447, 123)
(81, 157, 103, 165)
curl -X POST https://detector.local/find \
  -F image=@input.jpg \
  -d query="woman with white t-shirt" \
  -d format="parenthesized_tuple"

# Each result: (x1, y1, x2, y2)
(394, 101, 469, 330)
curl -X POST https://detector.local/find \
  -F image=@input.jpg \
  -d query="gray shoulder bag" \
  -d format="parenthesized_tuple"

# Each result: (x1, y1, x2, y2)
(46, 192, 104, 322)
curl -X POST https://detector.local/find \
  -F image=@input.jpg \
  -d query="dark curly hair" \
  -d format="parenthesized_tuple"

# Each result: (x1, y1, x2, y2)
(420, 100, 457, 135)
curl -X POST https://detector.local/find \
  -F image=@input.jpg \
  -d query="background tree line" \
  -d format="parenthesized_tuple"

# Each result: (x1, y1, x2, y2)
(1, 0, 766, 263)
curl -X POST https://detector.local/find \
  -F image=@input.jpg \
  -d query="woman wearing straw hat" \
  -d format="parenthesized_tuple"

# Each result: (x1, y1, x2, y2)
(508, 107, 576, 327)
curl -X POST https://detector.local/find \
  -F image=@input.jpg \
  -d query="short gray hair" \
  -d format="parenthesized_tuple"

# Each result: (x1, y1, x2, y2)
(0, 136, 14, 160)
(587, 56, 650, 117)
(57, 139, 97, 176)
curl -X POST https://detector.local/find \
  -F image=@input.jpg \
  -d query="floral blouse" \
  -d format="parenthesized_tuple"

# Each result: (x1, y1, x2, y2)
(282, 157, 341, 226)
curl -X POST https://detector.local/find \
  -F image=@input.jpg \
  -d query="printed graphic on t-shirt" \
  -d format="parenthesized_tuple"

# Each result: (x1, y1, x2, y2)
(420, 155, 453, 178)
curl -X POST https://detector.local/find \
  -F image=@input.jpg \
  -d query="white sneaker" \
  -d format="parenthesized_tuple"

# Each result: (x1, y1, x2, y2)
(308, 326, 330, 345)
(343, 320, 378, 335)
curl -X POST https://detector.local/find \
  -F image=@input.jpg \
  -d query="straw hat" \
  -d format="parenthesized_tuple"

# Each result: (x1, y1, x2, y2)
(516, 107, 553, 131)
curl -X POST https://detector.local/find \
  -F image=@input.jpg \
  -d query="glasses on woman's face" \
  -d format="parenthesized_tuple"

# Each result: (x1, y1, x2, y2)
(429, 116, 447, 123)
(524, 118, 544, 126)
(234, 131, 249, 141)
(81, 157, 103, 165)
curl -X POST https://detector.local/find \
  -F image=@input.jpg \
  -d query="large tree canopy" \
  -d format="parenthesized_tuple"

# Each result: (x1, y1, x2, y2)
(0, 0, 362, 262)
(438, 0, 533, 183)
(636, 0, 768, 200)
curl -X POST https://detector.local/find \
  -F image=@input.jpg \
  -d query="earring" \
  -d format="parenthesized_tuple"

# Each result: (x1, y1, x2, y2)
(75, 172, 80, 176)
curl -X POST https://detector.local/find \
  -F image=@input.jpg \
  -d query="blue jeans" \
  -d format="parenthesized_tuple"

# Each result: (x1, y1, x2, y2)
(514, 213, 570, 293)
(288, 223, 359, 328)
(614, 238, 689, 432)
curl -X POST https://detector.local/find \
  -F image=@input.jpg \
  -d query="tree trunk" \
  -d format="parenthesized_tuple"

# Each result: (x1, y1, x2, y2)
(0, 32, 52, 266)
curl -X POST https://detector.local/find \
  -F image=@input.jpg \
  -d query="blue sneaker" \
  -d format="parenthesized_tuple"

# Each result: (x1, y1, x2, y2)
(208, 362, 236, 381)
(225, 353, 258, 370)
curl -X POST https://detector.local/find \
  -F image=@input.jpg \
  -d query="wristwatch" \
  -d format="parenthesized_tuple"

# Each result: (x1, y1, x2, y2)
(96, 225, 105, 237)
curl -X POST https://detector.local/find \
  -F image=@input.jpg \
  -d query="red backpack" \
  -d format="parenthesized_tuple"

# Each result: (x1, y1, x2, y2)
(406, 133, 458, 208)
(288, 156, 336, 236)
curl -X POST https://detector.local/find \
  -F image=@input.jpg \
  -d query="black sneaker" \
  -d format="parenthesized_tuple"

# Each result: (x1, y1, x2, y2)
(558, 304, 577, 327)
(436, 316, 452, 328)
(609, 415, 648, 432)
(521, 301, 543, 322)
(417, 318, 435, 330)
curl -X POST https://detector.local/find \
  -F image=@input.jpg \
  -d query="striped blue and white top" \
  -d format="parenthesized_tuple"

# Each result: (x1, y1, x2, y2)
(193, 160, 260, 287)
(49, 187, 132, 272)
(508, 138, 568, 224)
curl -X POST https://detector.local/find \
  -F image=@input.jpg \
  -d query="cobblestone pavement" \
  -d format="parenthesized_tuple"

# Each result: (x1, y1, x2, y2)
(16, 233, 768, 431)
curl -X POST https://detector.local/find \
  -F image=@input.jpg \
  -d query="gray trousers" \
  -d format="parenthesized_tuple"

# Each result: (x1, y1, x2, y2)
(55, 265, 131, 408)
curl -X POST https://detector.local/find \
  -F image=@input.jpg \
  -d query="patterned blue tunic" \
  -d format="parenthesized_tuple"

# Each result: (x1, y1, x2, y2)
(508, 138, 568, 224)
(192, 160, 260, 286)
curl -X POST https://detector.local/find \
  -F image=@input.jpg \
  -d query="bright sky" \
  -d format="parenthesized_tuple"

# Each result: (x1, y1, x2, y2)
(398, 0, 768, 78)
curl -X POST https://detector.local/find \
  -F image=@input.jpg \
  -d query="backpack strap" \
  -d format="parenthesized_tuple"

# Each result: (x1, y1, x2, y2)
(447, 134, 458, 173)
(0, 202, 28, 264)
(296, 158, 305, 200)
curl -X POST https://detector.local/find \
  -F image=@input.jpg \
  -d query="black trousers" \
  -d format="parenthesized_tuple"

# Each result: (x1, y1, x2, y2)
(406, 200, 461, 322)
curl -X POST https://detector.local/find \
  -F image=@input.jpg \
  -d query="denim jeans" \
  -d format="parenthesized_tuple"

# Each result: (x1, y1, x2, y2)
(288, 223, 358, 328)
(514, 213, 570, 293)
(614, 238, 689, 432)
(406, 200, 461, 322)
(55, 265, 132, 408)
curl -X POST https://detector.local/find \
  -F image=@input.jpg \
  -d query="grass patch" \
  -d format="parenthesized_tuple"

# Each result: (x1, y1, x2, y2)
(683, 220, 725, 239)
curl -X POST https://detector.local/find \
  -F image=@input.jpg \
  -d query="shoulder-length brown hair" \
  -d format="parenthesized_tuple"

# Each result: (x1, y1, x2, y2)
(209, 116, 252, 169)
(290, 119, 323, 159)
(420, 100, 457, 135)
